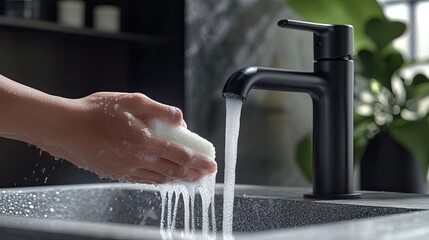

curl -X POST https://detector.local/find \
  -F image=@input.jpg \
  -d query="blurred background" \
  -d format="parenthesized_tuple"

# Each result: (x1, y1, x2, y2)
(0, 0, 428, 193)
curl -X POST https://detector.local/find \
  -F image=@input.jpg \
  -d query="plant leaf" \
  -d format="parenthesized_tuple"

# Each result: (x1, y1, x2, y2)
(365, 18, 406, 51)
(358, 49, 377, 79)
(380, 51, 404, 88)
(389, 116, 429, 176)
(411, 74, 429, 88)
(410, 82, 429, 100)
(409, 74, 429, 100)
(285, 0, 385, 53)
(296, 133, 312, 182)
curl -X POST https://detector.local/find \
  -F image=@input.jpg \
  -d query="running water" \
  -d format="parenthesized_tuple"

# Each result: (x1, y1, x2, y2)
(158, 173, 217, 239)
(143, 118, 217, 238)
(223, 98, 243, 236)
(154, 98, 243, 238)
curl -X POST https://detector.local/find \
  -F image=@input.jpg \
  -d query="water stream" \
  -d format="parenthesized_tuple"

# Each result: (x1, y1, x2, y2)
(157, 97, 243, 238)
(223, 98, 243, 236)
(158, 174, 216, 239)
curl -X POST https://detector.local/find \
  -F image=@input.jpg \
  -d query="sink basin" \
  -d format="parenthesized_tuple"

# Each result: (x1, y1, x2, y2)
(0, 183, 428, 239)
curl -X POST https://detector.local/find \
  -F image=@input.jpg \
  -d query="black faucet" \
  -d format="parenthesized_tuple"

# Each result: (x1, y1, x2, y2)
(223, 19, 360, 199)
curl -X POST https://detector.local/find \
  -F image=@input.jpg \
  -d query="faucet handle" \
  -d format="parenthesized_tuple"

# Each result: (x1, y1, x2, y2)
(278, 19, 353, 61)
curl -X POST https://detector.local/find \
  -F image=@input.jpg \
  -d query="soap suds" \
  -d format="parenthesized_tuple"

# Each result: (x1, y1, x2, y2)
(146, 119, 216, 161)
(158, 175, 216, 238)
(136, 151, 158, 163)
(146, 119, 217, 238)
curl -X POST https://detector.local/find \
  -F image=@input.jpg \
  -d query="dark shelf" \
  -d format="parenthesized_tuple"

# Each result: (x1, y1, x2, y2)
(0, 16, 169, 45)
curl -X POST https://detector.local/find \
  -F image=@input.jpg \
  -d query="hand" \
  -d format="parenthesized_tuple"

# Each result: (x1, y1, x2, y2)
(39, 92, 217, 184)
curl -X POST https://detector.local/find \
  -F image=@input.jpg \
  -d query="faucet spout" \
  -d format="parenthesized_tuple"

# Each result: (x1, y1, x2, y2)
(223, 66, 324, 100)
(223, 61, 360, 199)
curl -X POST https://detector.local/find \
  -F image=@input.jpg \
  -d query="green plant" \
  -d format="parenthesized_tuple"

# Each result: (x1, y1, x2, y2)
(286, 0, 429, 181)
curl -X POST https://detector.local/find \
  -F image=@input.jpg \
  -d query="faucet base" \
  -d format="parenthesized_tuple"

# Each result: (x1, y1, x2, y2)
(304, 192, 361, 200)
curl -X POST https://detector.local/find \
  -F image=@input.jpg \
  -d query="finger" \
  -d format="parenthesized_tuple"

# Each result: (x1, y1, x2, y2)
(181, 119, 187, 128)
(129, 127, 217, 174)
(159, 140, 217, 174)
(123, 93, 183, 125)
(146, 158, 204, 181)
(128, 169, 170, 184)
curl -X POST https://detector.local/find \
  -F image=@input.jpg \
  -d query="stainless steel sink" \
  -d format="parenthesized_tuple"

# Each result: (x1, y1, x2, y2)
(0, 183, 428, 239)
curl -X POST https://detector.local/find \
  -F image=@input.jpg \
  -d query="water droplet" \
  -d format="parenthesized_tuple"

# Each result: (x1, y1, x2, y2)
(49, 208, 55, 212)
(29, 205, 34, 209)
(109, 207, 113, 212)
(43, 214, 47, 218)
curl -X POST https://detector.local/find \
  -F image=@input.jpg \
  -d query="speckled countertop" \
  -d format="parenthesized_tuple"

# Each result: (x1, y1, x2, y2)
(234, 185, 429, 240)
(0, 183, 429, 239)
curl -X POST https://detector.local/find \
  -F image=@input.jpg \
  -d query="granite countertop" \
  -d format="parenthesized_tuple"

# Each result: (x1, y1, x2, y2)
(233, 185, 429, 239)
(0, 183, 429, 239)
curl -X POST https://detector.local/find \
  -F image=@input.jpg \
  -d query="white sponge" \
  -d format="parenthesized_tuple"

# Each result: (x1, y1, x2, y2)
(146, 119, 216, 161)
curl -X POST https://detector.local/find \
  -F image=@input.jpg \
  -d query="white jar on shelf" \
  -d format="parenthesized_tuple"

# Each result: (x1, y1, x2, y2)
(93, 5, 121, 33)
(57, 0, 85, 28)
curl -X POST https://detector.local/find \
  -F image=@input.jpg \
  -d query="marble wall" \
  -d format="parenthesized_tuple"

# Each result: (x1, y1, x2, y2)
(185, 0, 313, 187)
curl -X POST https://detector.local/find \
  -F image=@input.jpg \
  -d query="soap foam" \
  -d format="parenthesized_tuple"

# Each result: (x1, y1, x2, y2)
(146, 119, 217, 238)
(146, 119, 216, 161)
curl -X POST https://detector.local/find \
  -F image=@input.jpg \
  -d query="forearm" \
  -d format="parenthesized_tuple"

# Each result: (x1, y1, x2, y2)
(0, 75, 216, 183)
(0, 74, 73, 146)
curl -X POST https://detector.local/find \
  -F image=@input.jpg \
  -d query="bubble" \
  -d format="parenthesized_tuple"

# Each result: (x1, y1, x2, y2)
(136, 152, 157, 162)
(124, 112, 134, 122)
(141, 128, 152, 138)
